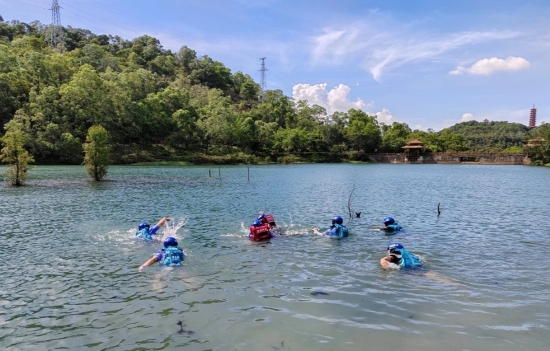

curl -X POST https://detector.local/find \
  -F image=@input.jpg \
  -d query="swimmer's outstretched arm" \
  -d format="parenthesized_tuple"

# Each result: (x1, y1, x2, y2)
(139, 256, 159, 272)
(156, 217, 171, 227)
(313, 227, 323, 236)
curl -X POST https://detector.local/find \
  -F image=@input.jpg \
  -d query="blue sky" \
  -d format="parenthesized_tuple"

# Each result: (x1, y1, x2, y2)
(2, 0, 549, 130)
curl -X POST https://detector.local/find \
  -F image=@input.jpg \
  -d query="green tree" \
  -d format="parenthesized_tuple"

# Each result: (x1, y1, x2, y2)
(380, 122, 412, 152)
(0, 70, 31, 135)
(412, 129, 442, 152)
(80, 43, 119, 72)
(439, 130, 468, 152)
(83, 125, 111, 181)
(0, 121, 34, 186)
(197, 90, 239, 154)
(176, 45, 197, 74)
(443, 121, 529, 152)
(59, 64, 113, 139)
(294, 100, 326, 130)
(57, 132, 82, 164)
(527, 123, 550, 165)
(130, 35, 163, 65)
(274, 128, 307, 154)
(188, 55, 232, 93)
(323, 112, 348, 154)
(230, 71, 260, 106)
(253, 120, 278, 153)
(251, 89, 296, 128)
(345, 109, 381, 152)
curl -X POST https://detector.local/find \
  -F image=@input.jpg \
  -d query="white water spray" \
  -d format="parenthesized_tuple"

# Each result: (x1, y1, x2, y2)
(159, 217, 188, 241)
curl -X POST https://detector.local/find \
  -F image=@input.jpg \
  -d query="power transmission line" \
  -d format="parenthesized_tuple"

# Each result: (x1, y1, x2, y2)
(43, 1, 290, 94)
(259, 57, 267, 101)
(49, 0, 63, 49)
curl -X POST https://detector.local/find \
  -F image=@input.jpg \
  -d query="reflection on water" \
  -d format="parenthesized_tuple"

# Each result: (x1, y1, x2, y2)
(1, 164, 549, 351)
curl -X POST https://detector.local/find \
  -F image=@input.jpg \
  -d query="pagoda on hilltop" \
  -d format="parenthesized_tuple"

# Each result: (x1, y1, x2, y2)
(529, 106, 537, 128)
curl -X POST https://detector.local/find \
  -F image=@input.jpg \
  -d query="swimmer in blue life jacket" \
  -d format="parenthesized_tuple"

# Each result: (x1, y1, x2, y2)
(381, 216, 402, 233)
(380, 242, 422, 269)
(139, 237, 186, 271)
(313, 215, 349, 238)
(135, 217, 170, 240)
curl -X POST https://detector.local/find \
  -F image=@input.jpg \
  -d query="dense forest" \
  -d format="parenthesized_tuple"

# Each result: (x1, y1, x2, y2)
(1, 19, 549, 166)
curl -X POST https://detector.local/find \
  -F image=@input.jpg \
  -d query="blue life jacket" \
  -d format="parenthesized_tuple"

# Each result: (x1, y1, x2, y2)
(396, 248, 422, 268)
(324, 224, 349, 238)
(386, 222, 402, 232)
(162, 247, 184, 266)
(135, 228, 153, 240)
(336, 224, 349, 238)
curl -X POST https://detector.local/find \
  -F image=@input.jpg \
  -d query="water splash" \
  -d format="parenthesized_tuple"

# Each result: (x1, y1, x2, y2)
(277, 228, 310, 236)
(221, 233, 246, 238)
(220, 222, 249, 238)
(160, 217, 188, 241)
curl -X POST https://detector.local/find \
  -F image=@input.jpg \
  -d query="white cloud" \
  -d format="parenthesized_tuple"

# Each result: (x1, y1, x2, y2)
(375, 108, 394, 124)
(292, 83, 397, 123)
(461, 113, 475, 122)
(450, 56, 530, 75)
(292, 83, 371, 115)
(310, 18, 519, 81)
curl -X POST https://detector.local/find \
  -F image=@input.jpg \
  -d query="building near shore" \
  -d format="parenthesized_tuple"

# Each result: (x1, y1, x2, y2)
(401, 139, 425, 162)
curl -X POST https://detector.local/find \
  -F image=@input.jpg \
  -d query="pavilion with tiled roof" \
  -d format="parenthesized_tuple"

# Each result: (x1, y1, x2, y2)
(401, 139, 425, 162)
(401, 139, 425, 150)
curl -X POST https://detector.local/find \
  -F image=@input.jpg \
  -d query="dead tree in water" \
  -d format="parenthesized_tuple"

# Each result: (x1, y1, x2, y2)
(347, 185, 356, 220)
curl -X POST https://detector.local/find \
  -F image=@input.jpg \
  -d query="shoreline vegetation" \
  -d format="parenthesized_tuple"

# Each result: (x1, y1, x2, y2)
(25, 151, 542, 167)
(1, 19, 550, 184)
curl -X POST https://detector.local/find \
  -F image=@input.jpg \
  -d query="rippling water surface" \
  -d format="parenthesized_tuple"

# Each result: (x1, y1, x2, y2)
(1, 164, 549, 351)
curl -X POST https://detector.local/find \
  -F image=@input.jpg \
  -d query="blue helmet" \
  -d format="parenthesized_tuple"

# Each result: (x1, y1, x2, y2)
(138, 221, 150, 230)
(253, 219, 262, 226)
(387, 242, 403, 251)
(331, 215, 343, 225)
(164, 237, 178, 248)
(257, 213, 266, 220)
(383, 217, 395, 225)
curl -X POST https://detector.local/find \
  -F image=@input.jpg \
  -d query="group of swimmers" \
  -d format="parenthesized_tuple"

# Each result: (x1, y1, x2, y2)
(311, 214, 422, 269)
(136, 213, 423, 271)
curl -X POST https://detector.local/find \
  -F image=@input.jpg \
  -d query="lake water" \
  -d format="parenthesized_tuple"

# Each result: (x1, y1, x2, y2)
(1, 164, 549, 351)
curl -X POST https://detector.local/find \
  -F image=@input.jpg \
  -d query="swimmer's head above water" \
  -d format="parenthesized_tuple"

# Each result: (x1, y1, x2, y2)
(331, 215, 343, 226)
(138, 221, 150, 230)
(383, 217, 395, 226)
(163, 237, 178, 248)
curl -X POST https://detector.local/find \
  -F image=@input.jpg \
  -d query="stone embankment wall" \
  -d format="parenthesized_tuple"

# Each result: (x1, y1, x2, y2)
(367, 153, 529, 165)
